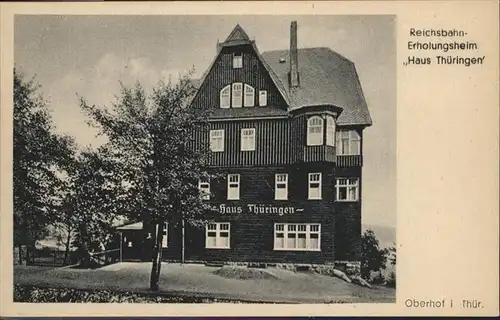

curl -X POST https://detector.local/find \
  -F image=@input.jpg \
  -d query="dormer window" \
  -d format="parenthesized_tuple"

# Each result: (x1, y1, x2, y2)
(220, 85, 230, 109)
(259, 90, 267, 106)
(307, 116, 324, 146)
(232, 83, 243, 108)
(336, 130, 361, 155)
(244, 84, 255, 107)
(233, 53, 243, 69)
(326, 115, 336, 146)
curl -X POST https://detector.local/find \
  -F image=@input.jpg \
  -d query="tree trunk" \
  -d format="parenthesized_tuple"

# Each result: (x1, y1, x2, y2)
(149, 222, 164, 291)
(63, 227, 72, 265)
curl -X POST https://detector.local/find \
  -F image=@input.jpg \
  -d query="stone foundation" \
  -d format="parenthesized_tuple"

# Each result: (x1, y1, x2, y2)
(165, 259, 361, 276)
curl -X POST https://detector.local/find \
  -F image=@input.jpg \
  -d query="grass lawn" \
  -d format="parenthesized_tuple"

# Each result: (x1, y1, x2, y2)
(14, 262, 395, 303)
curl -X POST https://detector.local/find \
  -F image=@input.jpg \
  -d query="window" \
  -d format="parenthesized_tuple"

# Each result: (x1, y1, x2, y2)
(274, 223, 321, 251)
(198, 178, 210, 200)
(220, 85, 230, 109)
(259, 90, 268, 106)
(336, 130, 361, 155)
(307, 116, 324, 146)
(210, 129, 224, 152)
(232, 83, 243, 108)
(308, 173, 322, 200)
(155, 222, 168, 248)
(275, 173, 288, 200)
(206, 222, 230, 249)
(326, 115, 336, 146)
(227, 174, 240, 200)
(241, 128, 256, 151)
(244, 84, 255, 107)
(336, 178, 359, 201)
(233, 53, 243, 69)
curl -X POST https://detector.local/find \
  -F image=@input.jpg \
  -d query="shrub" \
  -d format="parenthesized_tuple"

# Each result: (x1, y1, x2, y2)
(13, 285, 257, 303)
(361, 229, 388, 280)
(386, 271, 396, 288)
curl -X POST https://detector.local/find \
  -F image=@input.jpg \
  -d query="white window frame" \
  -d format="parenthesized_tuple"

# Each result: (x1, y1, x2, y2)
(308, 172, 322, 200)
(232, 83, 243, 108)
(240, 128, 256, 151)
(198, 178, 210, 200)
(307, 116, 324, 146)
(336, 130, 361, 155)
(220, 85, 231, 109)
(259, 90, 268, 107)
(274, 223, 321, 251)
(205, 222, 231, 249)
(233, 53, 243, 69)
(275, 173, 288, 200)
(244, 84, 255, 107)
(227, 174, 240, 200)
(326, 115, 336, 146)
(209, 129, 224, 152)
(335, 178, 359, 202)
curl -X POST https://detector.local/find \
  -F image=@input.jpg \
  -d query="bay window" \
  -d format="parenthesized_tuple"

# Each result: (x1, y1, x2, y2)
(326, 115, 336, 146)
(336, 130, 361, 155)
(307, 116, 324, 145)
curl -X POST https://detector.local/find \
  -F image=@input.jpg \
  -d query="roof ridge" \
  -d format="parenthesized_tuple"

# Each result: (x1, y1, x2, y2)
(262, 47, 354, 64)
(224, 24, 251, 43)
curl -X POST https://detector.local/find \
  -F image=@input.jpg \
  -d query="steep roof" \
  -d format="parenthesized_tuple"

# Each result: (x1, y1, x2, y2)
(191, 25, 372, 126)
(191, 25, 290, 109)
(261, 47, 372, 126)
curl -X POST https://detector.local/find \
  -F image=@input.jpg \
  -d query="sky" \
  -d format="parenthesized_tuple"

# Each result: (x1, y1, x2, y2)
(14, 15, 396, 228)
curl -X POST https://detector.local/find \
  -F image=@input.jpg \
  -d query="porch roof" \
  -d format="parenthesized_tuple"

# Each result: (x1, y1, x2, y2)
(116, 222, 143, 230)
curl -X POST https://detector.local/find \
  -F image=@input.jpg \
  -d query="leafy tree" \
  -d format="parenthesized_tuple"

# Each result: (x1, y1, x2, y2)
(13, 68, 74, 253)
(79, 72, 214, 290)
(58, 146, 124, 266)
(360, 229, 388, 280)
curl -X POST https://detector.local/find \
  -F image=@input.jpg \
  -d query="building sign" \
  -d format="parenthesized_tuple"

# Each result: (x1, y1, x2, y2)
(210, 204, 304, 216)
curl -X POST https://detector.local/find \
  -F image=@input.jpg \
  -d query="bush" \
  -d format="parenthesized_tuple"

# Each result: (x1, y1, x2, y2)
(361, 229, 388, 280)
(386, 271, 396, 288)
(13, 285, 256, 303)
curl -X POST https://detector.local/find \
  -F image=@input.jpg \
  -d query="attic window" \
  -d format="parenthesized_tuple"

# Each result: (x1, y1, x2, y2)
(220, 85, 231, 109)
(232, 83, 243, 108)
(233, 53, 243, 69)
(259, 90, 268, 107)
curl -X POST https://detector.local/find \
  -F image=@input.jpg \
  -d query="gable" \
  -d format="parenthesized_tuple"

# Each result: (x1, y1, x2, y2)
(190, 44, 288, 116)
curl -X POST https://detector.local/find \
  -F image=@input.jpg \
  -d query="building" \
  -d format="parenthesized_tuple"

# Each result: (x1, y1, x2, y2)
(117, 21, 372, 268)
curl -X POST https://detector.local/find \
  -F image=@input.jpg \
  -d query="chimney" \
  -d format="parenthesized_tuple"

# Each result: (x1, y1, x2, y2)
(289, 21, 300, 87)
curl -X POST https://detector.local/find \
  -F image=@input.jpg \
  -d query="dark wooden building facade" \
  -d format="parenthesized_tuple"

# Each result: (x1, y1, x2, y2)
(118, 21, 372, 266)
